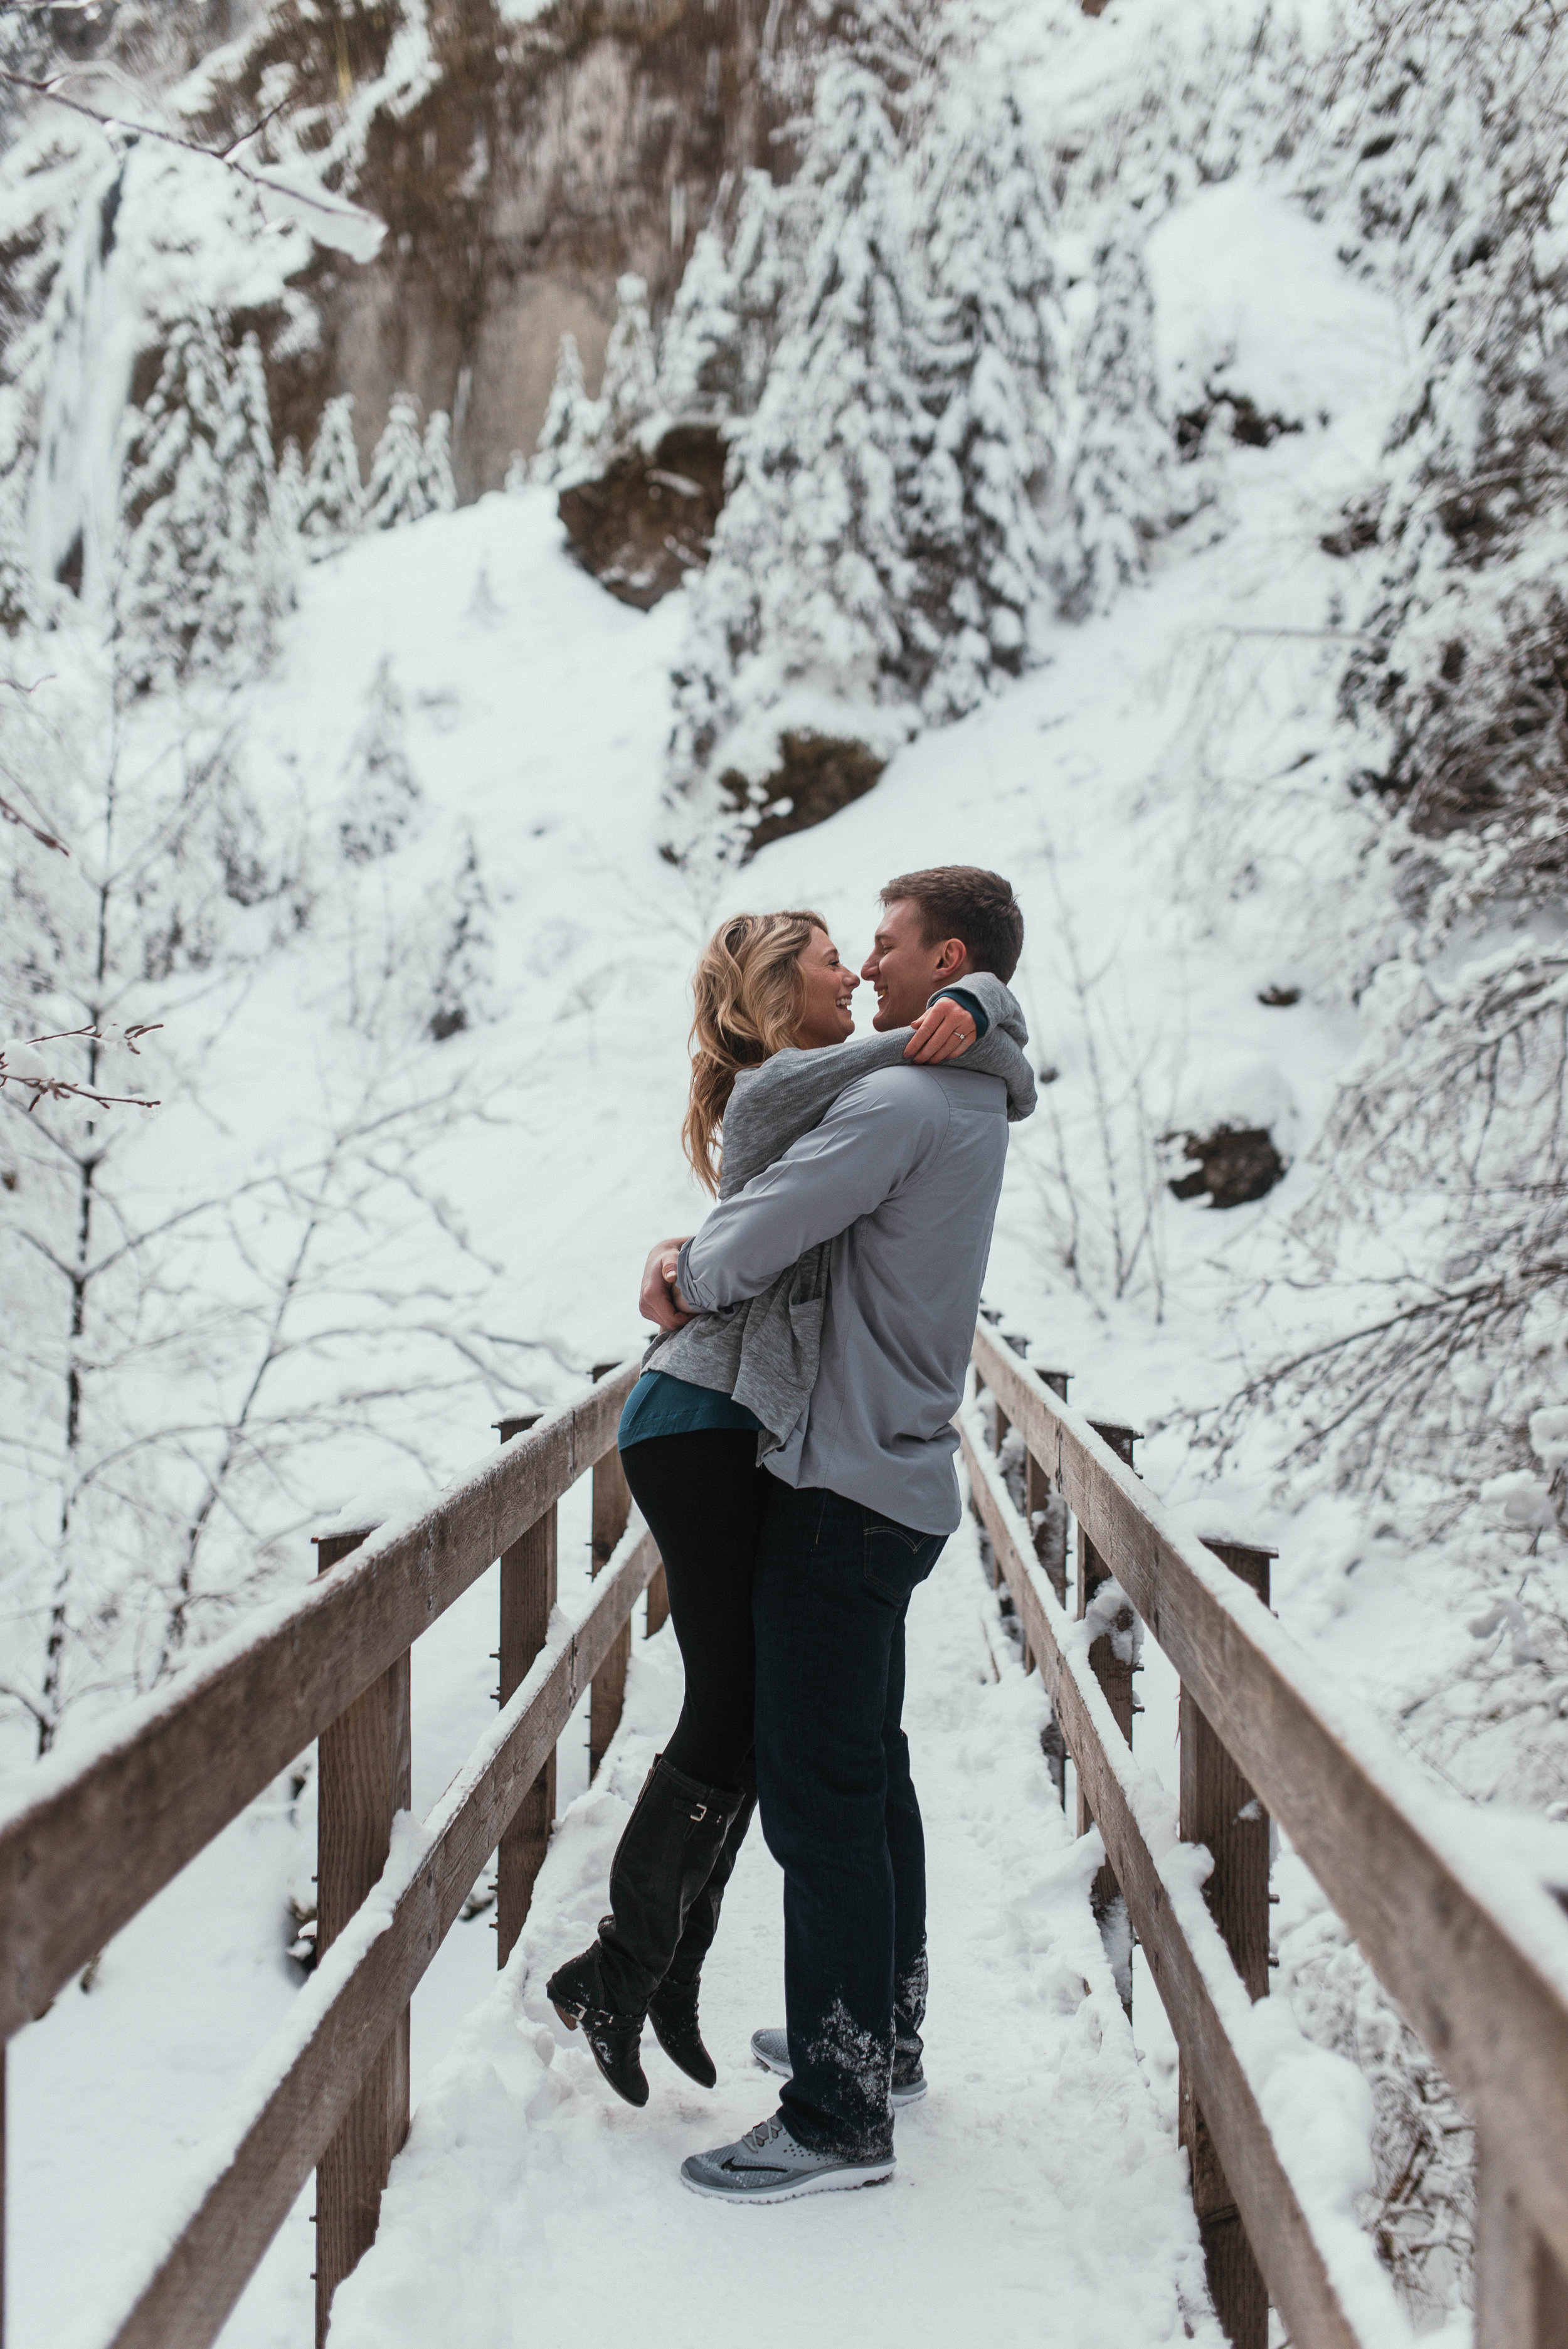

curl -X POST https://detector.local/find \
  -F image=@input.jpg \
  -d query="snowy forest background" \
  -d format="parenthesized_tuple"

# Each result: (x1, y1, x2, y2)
(3, 0, 1568, 2336)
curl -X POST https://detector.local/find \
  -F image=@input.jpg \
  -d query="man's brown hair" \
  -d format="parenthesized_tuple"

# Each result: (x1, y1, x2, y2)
(880, 866, 1024, 984)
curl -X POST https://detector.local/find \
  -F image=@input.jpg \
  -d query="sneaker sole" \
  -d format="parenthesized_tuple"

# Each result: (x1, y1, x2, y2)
(753, 2048, 926, 2107)
(681, 2159, 896, 2204)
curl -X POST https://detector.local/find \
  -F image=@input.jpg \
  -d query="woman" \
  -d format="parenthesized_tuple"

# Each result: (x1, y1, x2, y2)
(546, 908, 1034, 2106)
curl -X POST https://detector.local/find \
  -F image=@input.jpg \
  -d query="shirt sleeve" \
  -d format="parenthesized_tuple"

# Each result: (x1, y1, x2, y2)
(678, 1071, 946, 1310)
(933, 984, 990, 1039)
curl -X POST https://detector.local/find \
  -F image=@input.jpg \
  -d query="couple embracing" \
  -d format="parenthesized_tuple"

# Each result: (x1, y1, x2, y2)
(548, 865, 1036, 2202)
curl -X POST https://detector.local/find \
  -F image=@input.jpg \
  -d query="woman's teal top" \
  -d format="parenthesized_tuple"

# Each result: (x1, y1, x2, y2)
(618, 1369, 762, 1450)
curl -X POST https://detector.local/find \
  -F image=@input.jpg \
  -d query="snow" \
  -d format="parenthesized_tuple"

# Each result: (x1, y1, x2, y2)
(1145, 184, 1406, 455)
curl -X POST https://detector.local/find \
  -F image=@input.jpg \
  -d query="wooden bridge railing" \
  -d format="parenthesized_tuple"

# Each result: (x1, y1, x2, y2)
(964, 1317, 1568, 2349)
(0, 1357, 660, 2349)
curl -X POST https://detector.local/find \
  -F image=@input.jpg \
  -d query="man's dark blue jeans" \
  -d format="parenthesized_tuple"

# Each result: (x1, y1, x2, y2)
(752, 1478, 946, 2160)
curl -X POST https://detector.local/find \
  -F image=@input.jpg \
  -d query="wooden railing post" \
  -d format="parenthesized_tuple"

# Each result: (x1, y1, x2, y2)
(1476, 2126, 1568, 2348)
(590, 1363, 633, 1777)
(495, 1414, 556, 1967)
(313, 1525, 410, 2348)
(1074, 1419, 1140, 1835)
(1179, 1536, 1276, 2349)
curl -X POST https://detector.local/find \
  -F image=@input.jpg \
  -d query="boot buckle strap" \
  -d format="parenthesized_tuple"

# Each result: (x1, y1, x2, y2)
(689, 1803, 707, 1821)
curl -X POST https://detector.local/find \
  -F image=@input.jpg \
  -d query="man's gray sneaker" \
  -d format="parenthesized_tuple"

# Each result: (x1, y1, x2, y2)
(750, 2025, 928, 2107)
(680, 2111, 895, 2203)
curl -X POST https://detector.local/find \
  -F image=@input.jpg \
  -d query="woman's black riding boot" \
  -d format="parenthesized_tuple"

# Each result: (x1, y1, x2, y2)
(546, 1756, 743, 2108)
(647, 1762, 757, 2089)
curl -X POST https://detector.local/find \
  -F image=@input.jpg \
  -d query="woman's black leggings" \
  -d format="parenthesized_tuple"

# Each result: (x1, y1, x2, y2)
(618, 1429, 770, 1793)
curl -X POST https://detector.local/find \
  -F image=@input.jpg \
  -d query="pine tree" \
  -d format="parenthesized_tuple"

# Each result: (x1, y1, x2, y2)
(1056, 232, 1170, 620)
(364, 391, 430, 531)
(119, 313, 286, 689)
(337, 656, 422, 862)
(657, 176, 790, 421)
(420, 410, 457, 514)
(531, 334, 602, 483)
(211, 330, 292, 661)
(669, 35, 945, 798)
(917, 75, 1070, 716)
(427, 830, 492, 1041)
(273, 436, 305, 540)
(300, 395, 364, 556)
(659, 229, 743, 416)
(598, 273, 659, 449)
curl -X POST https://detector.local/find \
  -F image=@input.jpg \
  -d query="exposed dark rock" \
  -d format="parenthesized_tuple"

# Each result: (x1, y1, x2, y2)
(1176, 384, 1304, 459)
(1167, 1125, 1286, 1209)
(1320, 500, 1381, 557)
(1256, 984, 1301, 1007)
(558, 421, 726, 608)
(721, 732, 887, 861)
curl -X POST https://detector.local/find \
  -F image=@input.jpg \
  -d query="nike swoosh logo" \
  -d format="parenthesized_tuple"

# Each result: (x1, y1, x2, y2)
(719, 2161, 790, 2177)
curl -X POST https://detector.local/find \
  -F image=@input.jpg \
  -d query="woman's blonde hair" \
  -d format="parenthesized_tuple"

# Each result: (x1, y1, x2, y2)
(682, 908, 827, 1192)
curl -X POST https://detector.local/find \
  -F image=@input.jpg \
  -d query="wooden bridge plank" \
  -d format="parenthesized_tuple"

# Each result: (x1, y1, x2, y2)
(961, 1411, 1369, 2349)
(971, 1323, 1568, 2283)
(98, 1520, 660, 2349)
(0, 1365, 638, 2047)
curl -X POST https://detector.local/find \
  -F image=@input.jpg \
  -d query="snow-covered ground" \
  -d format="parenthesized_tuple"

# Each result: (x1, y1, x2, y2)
(326, 1518, 1221, 2349)
(6, 171, 1509, 2343)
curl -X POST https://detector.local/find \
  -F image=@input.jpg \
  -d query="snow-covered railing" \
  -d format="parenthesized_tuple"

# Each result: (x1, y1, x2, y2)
(0, 1359, 662, 2349)
(965, 1318, 1568, 2349)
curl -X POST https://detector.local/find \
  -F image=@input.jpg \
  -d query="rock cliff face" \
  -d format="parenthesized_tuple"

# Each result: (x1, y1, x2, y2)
(204, 0, 807, 499)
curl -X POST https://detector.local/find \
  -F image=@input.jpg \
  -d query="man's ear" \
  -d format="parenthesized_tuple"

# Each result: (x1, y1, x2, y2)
(935, 936, 970, 980)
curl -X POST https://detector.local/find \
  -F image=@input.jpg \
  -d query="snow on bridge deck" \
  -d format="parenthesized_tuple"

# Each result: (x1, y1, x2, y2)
(325, 1509, 1218, 2349)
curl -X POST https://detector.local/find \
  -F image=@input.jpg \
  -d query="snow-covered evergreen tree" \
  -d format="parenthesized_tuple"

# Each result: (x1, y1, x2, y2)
(668, 21, 951, 814)
(273, 435, 304, 540)
(299, 394, 364, 556)
(427, 830, 493, 1041)
(420, 409, 457, 514)
(214, 329, 293, 650)
(364, 391, 430, 531)
(658, 229, 740, 415)
(1056, 233, 1171, 620)
(657, 174, 790, 420)
(337, 656, 422, 862)
(597, 272, 659, 448)
(118, 313, 288, 689)
(916, 74, 1071, 715)
(531, 334, 601, 484)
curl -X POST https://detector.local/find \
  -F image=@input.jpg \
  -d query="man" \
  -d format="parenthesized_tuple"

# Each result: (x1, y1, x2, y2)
(642, 865, 1027, 2202)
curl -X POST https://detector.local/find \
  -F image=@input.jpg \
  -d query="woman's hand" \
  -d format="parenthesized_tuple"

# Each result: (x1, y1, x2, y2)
(640, 1236, 694, 1330)
(904, 996, 978, 1064)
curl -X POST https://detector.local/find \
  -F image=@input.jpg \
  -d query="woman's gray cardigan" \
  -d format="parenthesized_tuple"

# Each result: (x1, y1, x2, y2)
(644, 972, 1036, 1456)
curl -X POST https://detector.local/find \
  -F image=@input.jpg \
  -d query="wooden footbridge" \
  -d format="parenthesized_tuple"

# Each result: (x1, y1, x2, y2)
(3, 1326, 1567, 2349)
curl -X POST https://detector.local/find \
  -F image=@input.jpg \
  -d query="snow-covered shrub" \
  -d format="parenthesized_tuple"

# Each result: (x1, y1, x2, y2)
(420, 409, 457, 515)
(365, 390, 431, 530)
(598, 272, 659, 449)
(426, 829, 494, 1042)
(337, 656, 423, 863)
(531, 334, 601, 485)
(299, 393, 365, 554)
